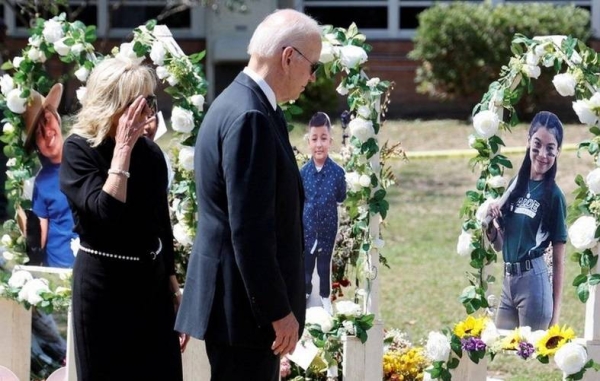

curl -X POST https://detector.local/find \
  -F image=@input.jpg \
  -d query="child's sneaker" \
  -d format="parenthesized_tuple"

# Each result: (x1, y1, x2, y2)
(321, 296, 332, 315)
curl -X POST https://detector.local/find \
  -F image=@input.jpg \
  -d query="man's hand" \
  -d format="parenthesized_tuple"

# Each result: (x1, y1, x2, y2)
(271, 312, 299, 356)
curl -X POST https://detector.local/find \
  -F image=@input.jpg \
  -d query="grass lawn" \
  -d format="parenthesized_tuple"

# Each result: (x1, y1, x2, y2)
(290, 118, 595, 381)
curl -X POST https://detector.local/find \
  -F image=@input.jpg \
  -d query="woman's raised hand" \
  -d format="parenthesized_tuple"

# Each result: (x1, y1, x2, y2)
(115, 95, 156, 148)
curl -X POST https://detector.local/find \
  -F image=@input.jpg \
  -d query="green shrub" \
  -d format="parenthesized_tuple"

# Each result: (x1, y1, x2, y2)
(294, 74, 338, 122)
(409, 3, 590, 103)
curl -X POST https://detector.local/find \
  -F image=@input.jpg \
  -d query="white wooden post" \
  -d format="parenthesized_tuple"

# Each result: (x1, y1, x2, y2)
(449, 355, 488, 381)
(66, 305, 77, 381)
(0, 298, 32, 381)
(182, 337, 211, 380)
(342, 335, 365, 381)
(583, 277, 600, 381)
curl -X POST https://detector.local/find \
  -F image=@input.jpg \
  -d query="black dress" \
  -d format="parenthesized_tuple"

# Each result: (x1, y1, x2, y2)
(60, 134, 183, 381)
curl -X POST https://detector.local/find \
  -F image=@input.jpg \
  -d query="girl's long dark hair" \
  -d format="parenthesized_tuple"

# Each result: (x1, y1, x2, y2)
(500, 111, 564, 233)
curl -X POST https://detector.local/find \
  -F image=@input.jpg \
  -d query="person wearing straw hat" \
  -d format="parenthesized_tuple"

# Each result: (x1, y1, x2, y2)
(22, 83, 77, 268)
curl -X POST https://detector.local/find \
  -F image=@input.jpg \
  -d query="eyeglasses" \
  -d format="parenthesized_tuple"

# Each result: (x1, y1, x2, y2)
(126, 95, 158, 115)
(284, 46, 321, 74)
(145, 95, 157, 115)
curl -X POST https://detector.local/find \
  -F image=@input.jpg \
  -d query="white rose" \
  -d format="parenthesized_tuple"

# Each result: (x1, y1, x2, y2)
(28, 35, 42, 47)
(305, 306, 334, 333)
(76, 86, 87, 103)
(552, 73, 577, 97)
(190, 94, 205, 112)
(22, 177, 35, 201)
(167, 74, 179, 87)
(480, 320, 500, 347)
(319, 41, 336, 64)
(456, 230, 473, 257)
(3, 123, 14, 134)
(18, 278, 50, 305)
(1, 234, 11, 246)
(345, 172, 362, 192)
(0, 74, 14, 96)
(173, 223, 193, 246)
(178, 146, 195, 172)
(569, 215, 599, 250)
(487, 175, 507, 189)
(43, 19, 64, 43)
(554, 342, 588, 376)
(525, 51, 540, 66)
(586, 168, 600, 195)
(358, 174, 371, 188)
(74, 66, 90, 82)
(156, 66, 169, 80)
(2, 251, 14, 261)
(6, 88, 27, 114)
(150, 41, 167, 66)
(425, 331, 451, 362)
(12, 56, 24, 69)
(70, 43, 85, 56)
(473, 110, 499, 139)
(27, 47, 47, 63)
(523, 64, 541, 79)
(339, 45, 368, 69)
(8, 270, 33, 288)
(6, 158, 15, 167)
(335, 300, 362, 317)
(336, 83, 349, 96)
(366, 77, 380, 88)
(53, 38, 71, 56)
(171, 106, 195, 134)
(342, 320, 355, 335)
(573, 93, 600, 126)
(115, 42, 144, 65)
(357, 105, 371, 119)
(349, 117, 375, 142)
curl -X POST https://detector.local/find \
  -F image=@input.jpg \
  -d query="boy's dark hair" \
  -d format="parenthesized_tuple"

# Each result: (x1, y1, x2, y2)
(308, 111, 331, 131)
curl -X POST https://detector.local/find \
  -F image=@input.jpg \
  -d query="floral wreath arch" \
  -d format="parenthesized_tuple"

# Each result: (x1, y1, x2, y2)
(440, 34, 600, 380)
(0, 14, 206, 312)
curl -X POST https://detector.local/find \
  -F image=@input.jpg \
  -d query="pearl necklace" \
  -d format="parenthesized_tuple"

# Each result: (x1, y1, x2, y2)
(527, 180, 543, 198)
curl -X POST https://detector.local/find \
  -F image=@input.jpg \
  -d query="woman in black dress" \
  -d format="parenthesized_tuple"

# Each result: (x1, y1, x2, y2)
(60, 57, 185, 381)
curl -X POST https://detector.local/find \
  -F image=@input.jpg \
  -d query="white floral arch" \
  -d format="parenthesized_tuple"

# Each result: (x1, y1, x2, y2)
(446, 34, 600, 380)
(0, 14, 206, 311)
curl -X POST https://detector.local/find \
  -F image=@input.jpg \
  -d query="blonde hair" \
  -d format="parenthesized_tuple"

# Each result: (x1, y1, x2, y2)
(72, 57, 157, 147)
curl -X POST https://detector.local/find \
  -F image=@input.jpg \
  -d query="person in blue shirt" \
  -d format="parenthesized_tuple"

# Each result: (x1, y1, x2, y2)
(24, 83, 78, 268)
(486, 111, 567, 330)
(20, 83, 77, 375)
(300, 112, 346, 314)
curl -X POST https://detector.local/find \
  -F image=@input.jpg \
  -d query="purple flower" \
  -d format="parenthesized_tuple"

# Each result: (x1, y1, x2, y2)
(461, 337, 486, 352)
(517, 342, 535, 360)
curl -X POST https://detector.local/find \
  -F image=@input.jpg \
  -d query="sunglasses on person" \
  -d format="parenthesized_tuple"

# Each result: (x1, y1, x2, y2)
(284, 46, 321, 74)
(126, 95, 157, 115)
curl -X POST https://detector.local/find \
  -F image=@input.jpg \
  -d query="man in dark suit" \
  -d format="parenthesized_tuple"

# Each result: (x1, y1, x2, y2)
(175, 8, 322, 381)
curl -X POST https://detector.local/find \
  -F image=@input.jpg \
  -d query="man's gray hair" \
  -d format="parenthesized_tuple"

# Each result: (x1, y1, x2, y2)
(247, 9, 321, 58)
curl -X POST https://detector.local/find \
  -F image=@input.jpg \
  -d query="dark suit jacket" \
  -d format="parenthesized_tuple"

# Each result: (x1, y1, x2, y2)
(175, 72, 305, 348)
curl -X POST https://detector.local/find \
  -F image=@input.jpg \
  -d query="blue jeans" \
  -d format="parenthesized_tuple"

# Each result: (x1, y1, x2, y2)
(495, 256, 552, 330)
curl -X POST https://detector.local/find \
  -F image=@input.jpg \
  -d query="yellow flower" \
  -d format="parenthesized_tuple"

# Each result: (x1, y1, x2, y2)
(383, 347, 430, 381)
(535, 325, 576, 357)
(453, 315, 488, 339)
(501, 327, 528, 350)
